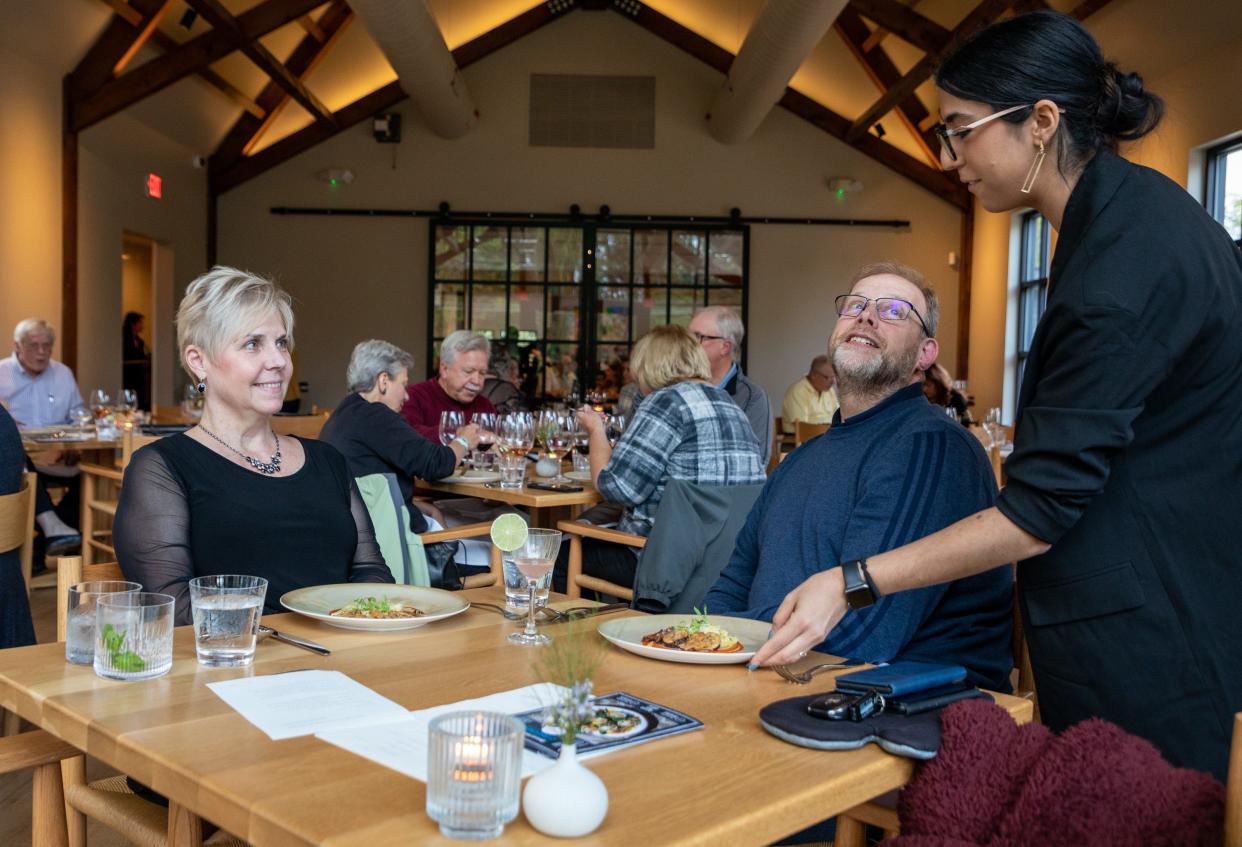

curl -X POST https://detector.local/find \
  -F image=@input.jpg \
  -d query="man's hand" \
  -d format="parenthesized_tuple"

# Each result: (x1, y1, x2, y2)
(751, 568, 849, 666)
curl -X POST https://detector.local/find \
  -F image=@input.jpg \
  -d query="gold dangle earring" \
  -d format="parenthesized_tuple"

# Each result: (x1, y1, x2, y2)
(1021, 139, 1046, 194)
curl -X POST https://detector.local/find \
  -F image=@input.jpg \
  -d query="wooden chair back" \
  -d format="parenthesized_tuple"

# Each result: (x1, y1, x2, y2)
(1227, 712, 1242, 847)
(121, 430, 160, 467)
(765, 424, 782, 475)
(272, 411, 330, 439)
(794, 421, 828, 446)
(0, 471, 37, 597)
(1012, 581, 1038, 720)
(55, 556, 126, 641)
(558, 521, 645, 601)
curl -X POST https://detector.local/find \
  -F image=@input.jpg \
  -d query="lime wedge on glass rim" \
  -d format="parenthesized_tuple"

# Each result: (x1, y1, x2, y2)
(490, 513, 529, 553)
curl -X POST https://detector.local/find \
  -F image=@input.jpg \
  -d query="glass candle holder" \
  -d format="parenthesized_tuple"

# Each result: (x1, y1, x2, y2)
(426, 711, 524, 840)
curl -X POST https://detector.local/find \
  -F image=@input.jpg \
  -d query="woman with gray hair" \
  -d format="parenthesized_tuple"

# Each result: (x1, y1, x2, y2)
(114, 267, 392, 625)
(320, 339, 480, 539)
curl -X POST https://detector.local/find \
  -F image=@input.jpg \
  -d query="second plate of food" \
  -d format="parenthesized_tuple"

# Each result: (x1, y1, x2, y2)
(445, 470, 503, 483)
(280, 584, 469, 631)
(597, 613, 769, 664)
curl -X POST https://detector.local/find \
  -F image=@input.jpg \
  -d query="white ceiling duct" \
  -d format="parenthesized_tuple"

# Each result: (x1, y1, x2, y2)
(707, 0, 848, 145)
(347, 0, 477, 139)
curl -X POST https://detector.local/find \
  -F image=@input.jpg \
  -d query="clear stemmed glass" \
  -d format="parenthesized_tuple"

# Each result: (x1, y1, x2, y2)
(507, 528, 562, 646)
(471, 412, 498, 468)
(498, 412, 533, 458)
(605, 413, 627, 447)
(544, 414, 574, 483)
(982, 407, 1002, 450)
(439, 410, 465, 447)
(89, 389, 111, 422)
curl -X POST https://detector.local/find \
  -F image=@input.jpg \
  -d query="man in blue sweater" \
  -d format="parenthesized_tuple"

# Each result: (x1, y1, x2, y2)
(705, 262, 1013, 690)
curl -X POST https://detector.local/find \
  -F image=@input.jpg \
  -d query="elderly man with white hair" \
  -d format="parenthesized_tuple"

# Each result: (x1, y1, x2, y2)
(401, 330, 497, 442)
(686, 306, 772, 465)
(0, 318, 85, 555)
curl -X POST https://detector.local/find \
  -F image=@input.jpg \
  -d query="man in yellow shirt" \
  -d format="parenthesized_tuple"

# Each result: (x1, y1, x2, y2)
(781, 355, 838, 433)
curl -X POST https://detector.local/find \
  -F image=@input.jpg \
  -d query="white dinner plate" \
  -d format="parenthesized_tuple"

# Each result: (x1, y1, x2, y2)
(279, 584, 469, 631)
(445, 470, 502, 483)
(30, 431, 95, 443)
(597, 614, 770, 665)
(564, 470, 593, 483)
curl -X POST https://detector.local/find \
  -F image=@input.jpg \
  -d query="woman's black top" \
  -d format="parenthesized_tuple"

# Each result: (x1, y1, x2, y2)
(995, 149, 1242, 780)
(319, 393, 458, 534)
(114, 433, 391, 624)
(0, 405, 35, 648)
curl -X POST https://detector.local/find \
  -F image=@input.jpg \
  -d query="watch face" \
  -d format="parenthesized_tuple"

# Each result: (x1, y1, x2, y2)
(845, 585, 875, 609)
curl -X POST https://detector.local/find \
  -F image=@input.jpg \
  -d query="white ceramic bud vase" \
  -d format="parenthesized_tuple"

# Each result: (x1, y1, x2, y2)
(523, 742, 608, 837)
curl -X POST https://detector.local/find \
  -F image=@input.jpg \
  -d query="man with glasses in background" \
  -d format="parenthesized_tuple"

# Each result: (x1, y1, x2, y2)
(687, 306, 772, 466)
(705, 262, 1013, 689)
(0, 318, 84, 556)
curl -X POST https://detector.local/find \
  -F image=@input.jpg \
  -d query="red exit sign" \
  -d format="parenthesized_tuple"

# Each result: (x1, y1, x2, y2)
(145, 173, 162, 199)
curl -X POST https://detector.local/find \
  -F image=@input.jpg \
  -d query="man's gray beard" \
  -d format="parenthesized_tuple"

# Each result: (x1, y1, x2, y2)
(831, 341, 918, 400)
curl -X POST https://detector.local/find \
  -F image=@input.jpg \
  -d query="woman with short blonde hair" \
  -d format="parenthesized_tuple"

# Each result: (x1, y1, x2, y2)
(557, 324, 766, 593)
(115, 266, 391, 624)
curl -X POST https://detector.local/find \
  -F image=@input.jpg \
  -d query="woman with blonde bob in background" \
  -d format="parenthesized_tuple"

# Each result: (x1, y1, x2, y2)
(115, 267, 391, 624)
(553, 324, 765, 592)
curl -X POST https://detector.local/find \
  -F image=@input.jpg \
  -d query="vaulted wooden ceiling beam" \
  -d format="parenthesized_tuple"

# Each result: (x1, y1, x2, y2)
(1071, 0, 1115, 20)
(97, 0, 143, 27)
(846, 0, 950, 54)
(612, 2, 969, 210)
(210, 0, 352, 172)
(846, 0, 1016, 143)
(861, 0, 924, 52)
(835, 6, 940, 165)
(72, 0, 325, 131)
(111, 0, 175, 75)
(184, 0, 336, 126)
(296, 13, 327, 42)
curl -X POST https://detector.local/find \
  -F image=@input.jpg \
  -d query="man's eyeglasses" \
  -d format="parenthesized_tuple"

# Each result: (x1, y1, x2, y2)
(834, 294, 932, 337)
(692, 332, 727, 344)
(933, 103, 1031, 162)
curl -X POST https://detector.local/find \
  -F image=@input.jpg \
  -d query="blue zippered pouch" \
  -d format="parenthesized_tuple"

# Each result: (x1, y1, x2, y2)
(834, 660, 967, 696)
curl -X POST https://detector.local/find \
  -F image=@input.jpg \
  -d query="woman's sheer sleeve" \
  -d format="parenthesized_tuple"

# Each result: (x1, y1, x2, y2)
(113, 447, 196, 625)
(347, 479, 395, 584)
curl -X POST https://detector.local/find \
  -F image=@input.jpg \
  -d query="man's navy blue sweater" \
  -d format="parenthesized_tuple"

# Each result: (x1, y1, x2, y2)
(705, 383, 1013, 691)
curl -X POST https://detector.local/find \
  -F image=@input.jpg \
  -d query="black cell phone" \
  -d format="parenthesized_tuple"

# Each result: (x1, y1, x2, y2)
(806, 689, 884, 721)
(883, 683, 984, 715)
(526, 481, 584, 492)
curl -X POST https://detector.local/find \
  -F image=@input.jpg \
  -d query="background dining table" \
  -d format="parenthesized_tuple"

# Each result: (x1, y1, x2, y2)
(418, 472, 603, 528)
(0, 586, 1033, 846)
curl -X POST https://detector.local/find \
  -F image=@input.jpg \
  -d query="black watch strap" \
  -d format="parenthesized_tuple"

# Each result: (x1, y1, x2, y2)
(841, 558, 878, 609)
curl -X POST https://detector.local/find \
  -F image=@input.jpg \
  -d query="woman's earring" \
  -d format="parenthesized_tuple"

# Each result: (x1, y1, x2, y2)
(196, 379, 206, 394)
(1021, 139, 1046, 194)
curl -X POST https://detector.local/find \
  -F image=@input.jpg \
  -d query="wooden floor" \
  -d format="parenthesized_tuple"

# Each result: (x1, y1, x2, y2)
(2, 579, 129, 847)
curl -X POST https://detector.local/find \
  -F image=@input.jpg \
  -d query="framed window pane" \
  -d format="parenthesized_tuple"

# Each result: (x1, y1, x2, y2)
(708, 231, 744, 286)
(471, 227, 508, 281)
(596, 229, 632, 284)
(1020, 213, 1046, 281)
(706, 287, 742, 310)
(511, 227, 546, 282)
(1019, 287, 1042, 350)
(596, 286, 630, 342)
(547, 285, 580, 340)
(471, 284, 507, 336)
(548, 228, 583, 283)
(1208, 142, 1242, 241)
(671, 230, 706, 285)
(633, 287, 667, 337)
(634, 230, 669, 285)
(545, 343, 579, 401)
(435, 226, 468, 280)
(594, 344, 629, 397)
(669, 287, 702, 327)
(433, 283, 465, 337)
(509, 284, 544, 337)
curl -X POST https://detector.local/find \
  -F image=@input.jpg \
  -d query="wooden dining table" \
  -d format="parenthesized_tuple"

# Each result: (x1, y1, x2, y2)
(0, 587, 1032, 846)
(418, 471, 603, 528)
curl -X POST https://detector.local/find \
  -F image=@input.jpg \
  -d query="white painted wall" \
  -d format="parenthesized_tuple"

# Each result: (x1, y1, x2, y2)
(218, 11, 964, 410)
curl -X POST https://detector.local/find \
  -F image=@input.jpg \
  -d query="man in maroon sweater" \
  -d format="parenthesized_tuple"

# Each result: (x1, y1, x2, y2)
(402, 330, 497, 440)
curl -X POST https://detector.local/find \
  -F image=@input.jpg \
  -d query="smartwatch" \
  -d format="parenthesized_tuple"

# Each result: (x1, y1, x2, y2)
(451, 435, 470, 450)
(841, 558, 879, 609)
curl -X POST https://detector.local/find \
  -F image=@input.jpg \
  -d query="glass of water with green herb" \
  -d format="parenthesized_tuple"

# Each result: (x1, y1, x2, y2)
(93, 592, 175, 681)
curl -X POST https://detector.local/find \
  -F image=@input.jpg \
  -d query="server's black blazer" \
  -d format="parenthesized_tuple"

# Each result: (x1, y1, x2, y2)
(996, 149, 1242, 780)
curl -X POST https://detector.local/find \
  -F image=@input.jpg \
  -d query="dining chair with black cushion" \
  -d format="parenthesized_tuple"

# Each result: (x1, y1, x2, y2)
(559, 479, 765, 612)
(55, 556, 243, 847)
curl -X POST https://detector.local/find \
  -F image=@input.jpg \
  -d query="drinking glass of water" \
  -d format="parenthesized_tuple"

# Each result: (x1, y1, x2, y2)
(507, 529, 562, 646)
(189, 575, 268, 667)
(66, 580, 141, 665)
(94, 592, 175, 681)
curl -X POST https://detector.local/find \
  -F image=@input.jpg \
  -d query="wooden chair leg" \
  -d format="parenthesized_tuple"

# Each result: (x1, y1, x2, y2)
(167, 800, 203, 847)
(79, 475, 94, 568)
(60, 756, 86, 847)
(565, 534, 583, 599)
(833, 814, 867, 847)
(32, 761, 69, 847)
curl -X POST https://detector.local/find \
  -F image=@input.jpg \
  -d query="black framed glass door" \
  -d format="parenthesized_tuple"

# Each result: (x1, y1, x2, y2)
(429, 219, 748, 407)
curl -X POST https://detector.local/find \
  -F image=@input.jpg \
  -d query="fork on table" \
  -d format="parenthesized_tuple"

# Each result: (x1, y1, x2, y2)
(770, 662, 855, 684)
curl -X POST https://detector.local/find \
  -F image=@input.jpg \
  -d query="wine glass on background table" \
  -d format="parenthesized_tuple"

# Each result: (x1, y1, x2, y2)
(439, 410, 465, 448)
(544, 414, 574, 483)
(572, 415, 591, 474)
(982, 407, 1002, 450)
(507, 528, 562, 646)
(89, 389, 111, 422)
(498, 413, 534, 488)
(471, 412, 498, 468)
(605, 414, 627, 448)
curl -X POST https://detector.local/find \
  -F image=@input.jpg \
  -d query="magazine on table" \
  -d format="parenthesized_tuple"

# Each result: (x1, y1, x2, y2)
(516, 691, 703, 760)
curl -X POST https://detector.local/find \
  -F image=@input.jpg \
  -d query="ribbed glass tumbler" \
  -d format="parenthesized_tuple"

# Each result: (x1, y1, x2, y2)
(426, 711, 524, 840)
